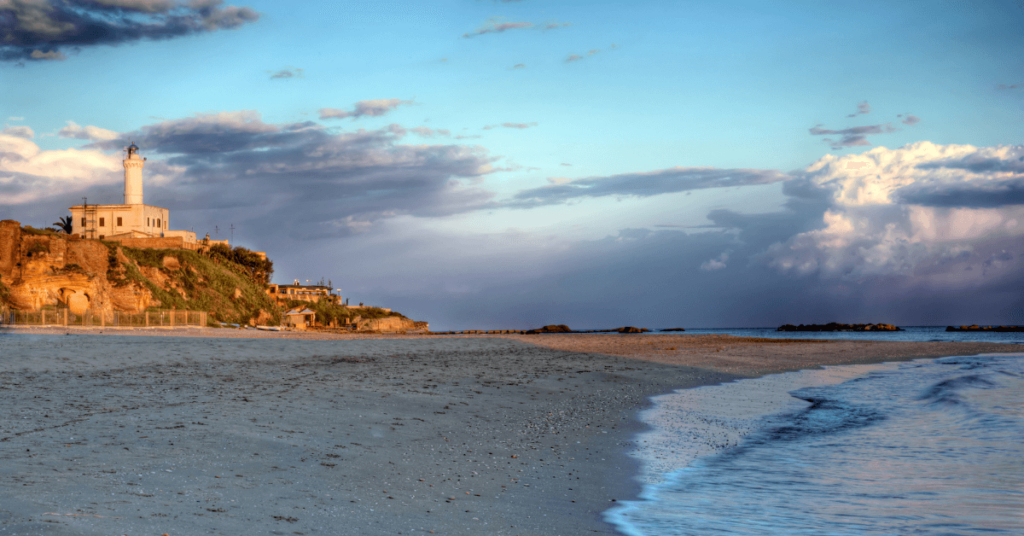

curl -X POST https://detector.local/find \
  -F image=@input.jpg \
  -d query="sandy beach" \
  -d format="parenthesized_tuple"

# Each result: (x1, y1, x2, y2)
(0, 328, 1018, 535)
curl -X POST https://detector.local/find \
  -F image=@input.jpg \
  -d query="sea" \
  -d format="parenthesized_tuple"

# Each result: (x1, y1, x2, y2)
(605, 330, 1024, 535)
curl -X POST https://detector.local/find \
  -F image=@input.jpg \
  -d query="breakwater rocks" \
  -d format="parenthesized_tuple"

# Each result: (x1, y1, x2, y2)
(431, 324, 653, 335)
(660, 328, 686, 332)
(778, 322, 902, 332)
(946, 325, 1024, 332)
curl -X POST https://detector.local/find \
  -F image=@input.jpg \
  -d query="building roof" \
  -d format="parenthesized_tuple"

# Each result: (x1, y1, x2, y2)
(285, 307, 316, 315)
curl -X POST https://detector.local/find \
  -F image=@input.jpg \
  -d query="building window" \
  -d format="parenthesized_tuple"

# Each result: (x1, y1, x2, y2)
(99, 217, 105, 227)
(117, 217, 123, 226)
(147, 218, 150, 227)
(99, 235, 104, 239)
(80, 217, 85, 227)
(157, 218, 161, 228)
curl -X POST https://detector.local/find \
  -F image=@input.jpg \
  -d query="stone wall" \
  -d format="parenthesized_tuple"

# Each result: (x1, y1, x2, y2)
(105, 236, 199, 251)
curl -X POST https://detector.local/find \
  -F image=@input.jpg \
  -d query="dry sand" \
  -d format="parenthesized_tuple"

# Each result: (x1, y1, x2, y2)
(0, 327, 1018, 535)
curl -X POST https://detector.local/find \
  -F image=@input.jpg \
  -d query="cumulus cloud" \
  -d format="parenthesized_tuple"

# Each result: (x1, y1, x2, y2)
(847, 101, 871, 117)
(58, 121, 119, 141)
(0, 0, 259, 63)
(2, 126, 34, 139)
(0, 131, 121, 204)
(764, 142, 1024, 280)
(269, 67, 303, 80)
(507, 166, 789, 208)
(318, 99, 412, 120)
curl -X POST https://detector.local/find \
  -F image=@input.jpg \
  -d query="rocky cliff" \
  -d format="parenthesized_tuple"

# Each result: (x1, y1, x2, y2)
(0, 220, 278, 325)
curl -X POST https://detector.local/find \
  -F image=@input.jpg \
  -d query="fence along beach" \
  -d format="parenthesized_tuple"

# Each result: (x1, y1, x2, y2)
(0, 307, 208, 328)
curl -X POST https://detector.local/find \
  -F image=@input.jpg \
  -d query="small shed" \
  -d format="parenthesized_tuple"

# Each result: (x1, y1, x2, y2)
(284, 307, 316, 330)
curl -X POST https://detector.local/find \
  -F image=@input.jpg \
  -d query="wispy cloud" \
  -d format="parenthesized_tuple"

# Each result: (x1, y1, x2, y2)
(508, 166, 789, 208)
(512, 63, 526, 69)
(463, 20, 533, 38)
(269, 67, 303, 80)
(566, 49, 601, 63)
(319, 99, 413, 120)
(482, 122, 538, 130)
(809, 123, 900, 149)
(846, 101, 871, 117)
(0, 0, 259, 63)
(899, 114, 921, 125)
(462, 17, 569, 38)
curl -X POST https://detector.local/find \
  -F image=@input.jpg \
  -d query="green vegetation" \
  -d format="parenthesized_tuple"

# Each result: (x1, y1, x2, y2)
(207, 244, 274, 286)
(283, 298, 404, 326)
(111, 244, 281, 326)
(21, 226, 62, 237)
(52, 216, 73, 234)
(26, 241, 49, 256)
(52, 263, 86, 275)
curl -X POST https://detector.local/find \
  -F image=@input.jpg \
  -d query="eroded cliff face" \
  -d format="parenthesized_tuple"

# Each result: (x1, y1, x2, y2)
(0, 221, 278, 325)
(0, 220, 157, 317)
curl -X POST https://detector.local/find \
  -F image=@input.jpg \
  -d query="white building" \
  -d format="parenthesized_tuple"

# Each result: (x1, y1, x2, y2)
(69, 143, 196, 244)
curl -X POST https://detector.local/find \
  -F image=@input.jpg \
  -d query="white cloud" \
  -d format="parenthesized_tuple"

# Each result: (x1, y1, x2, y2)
(0, 133, 121, 204)
(765, 142, 1024, 279)
(701, 252, 729, 271)
(58, 121, 120, 141)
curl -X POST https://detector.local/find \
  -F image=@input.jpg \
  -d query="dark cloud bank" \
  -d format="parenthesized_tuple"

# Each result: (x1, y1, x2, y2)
(0, 0, 258, 62)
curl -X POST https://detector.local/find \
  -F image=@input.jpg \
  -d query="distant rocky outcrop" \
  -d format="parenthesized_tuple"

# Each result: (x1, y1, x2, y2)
(355, 316, 429, 333)
(946, 325, 1024, 332)
(525, 324, 573, 334)
(777, 322, 902, 332)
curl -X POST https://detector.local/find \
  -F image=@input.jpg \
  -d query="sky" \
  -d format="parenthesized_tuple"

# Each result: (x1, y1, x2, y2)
(1, 0, 1023, 330)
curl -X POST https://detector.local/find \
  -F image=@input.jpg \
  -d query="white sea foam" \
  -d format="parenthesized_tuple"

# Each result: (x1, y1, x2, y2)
(624, 362, 902, 487)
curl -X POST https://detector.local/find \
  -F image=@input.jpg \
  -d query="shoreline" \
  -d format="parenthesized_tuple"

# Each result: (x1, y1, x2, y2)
(605, 351, 1024, 535)
(0, 331, 1020, 535)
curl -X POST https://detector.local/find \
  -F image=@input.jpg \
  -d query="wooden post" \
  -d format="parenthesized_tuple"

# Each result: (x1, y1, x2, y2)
(170, 308, 175, 327)
(63, 309, 68, 326)
(145, 311, 149, 327)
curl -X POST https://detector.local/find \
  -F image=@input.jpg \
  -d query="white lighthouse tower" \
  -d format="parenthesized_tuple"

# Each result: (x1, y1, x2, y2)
(123, 142, 144, 204)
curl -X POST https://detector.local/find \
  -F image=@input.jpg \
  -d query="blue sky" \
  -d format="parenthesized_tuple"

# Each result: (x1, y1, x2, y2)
(2, 0, 1022, 329)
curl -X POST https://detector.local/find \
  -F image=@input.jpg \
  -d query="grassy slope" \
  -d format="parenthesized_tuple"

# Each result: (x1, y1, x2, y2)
(111, 245, 281, 325)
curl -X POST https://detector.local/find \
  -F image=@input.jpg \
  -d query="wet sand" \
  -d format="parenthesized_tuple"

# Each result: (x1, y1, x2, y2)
(0, 328, 1018, 535)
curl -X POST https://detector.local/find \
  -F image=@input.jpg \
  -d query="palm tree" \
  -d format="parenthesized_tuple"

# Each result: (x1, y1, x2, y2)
(53, 216, 73, 234)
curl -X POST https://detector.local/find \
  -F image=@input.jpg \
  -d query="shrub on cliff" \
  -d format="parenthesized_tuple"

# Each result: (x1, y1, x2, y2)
(113, 245, 281, 326)
(284, 298, 405, 326)
(208, 244, 274, 286)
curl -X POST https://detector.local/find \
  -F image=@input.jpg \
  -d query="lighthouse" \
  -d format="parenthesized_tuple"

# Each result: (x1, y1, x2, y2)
(68, 142, 196, 246)
(123, 142, 144, 204)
